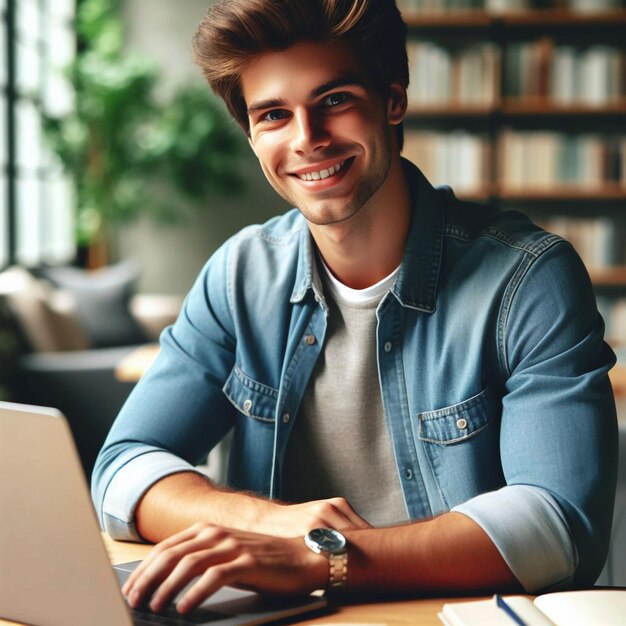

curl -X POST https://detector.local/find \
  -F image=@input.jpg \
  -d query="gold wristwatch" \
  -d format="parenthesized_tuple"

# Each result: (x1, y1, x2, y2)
(304, 528, 348, 589)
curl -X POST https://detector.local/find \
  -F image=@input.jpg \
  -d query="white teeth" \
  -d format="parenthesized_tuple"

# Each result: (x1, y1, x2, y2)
(297, 160, 345, 182)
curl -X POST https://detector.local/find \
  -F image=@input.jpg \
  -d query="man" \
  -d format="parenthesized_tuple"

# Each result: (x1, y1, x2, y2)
(92, 0, 618, 616)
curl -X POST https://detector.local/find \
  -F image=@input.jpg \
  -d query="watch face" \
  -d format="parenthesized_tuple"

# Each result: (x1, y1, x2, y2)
(307, 528, 346, 553)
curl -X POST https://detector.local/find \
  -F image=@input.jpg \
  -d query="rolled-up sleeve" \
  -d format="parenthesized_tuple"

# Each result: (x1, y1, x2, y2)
(453, 485, 577, 591)
(461, 239, 617, 591)
(91, 240, 237, 539)
(96, 449, 209, 541)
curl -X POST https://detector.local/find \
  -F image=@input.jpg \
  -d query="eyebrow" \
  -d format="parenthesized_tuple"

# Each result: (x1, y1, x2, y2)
(246, 74, 367, 115)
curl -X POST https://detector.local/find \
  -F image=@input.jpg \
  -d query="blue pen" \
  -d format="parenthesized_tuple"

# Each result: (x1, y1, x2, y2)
(494, 594, 528, 626)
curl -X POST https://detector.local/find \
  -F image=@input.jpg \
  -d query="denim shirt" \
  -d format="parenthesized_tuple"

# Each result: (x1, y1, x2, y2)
(92, 160, 617, 592)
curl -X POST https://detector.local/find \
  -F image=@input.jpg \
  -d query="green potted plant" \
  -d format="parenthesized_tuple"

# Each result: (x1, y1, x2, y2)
(43, 0, 244, 267)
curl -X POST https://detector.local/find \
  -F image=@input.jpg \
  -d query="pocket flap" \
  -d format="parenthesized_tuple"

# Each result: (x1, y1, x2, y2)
(223, 365, 278, 423)
(417, 388, 497, 444)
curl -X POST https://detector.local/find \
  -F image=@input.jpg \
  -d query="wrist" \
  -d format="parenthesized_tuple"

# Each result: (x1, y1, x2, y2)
(298, 538, 332, 591)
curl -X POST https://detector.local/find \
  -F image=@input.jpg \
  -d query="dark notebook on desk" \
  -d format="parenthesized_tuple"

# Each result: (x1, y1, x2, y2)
(0, 401, 327, 626)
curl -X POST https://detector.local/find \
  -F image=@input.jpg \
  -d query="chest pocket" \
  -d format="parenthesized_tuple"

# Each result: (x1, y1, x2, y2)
(223, 364, 277, 495)
(224, 364, 277, 422)
(415, 387, 504, 509)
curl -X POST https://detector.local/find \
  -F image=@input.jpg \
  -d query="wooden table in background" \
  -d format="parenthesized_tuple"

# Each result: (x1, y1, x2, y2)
(115, 344, 160, 382)
(611, 363, 626, 398)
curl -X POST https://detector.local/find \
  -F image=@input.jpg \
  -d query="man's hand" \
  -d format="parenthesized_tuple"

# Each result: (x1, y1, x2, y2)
(257, 497, 373, 536)
(122, 522, 327, 615)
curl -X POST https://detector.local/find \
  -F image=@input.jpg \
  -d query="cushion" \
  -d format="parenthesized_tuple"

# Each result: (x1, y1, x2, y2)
(37, 262, 149, 348)
(0, 266, 90, 352)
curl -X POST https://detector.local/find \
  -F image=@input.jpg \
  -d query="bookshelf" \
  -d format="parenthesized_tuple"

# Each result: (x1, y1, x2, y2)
(398, 0, 626, 381)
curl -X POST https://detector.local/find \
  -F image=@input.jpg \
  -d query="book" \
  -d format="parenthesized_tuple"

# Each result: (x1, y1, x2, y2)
(438, 590, 626, 625)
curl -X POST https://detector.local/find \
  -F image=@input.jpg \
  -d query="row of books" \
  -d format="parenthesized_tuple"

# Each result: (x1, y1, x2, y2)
(537, 217, 626, 268)
(499, 131, 626, 189)
(405, 40, 624, 106)
(596, 297, 626, 345)
(402, 131, 490, 191)
(504, 42, 625, 104)
(402, 130, 626, 191)
(407, 42, 499, 106)
(398, 0, 624, 12)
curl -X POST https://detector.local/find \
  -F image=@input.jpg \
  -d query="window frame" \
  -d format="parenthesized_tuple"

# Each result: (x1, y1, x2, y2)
(1, 0, 76, 270)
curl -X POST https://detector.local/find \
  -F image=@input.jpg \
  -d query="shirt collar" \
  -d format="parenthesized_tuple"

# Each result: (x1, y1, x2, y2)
(391, 159, 445, 313)
(290, 158, 445, 314)
(290, 222, 322, 304)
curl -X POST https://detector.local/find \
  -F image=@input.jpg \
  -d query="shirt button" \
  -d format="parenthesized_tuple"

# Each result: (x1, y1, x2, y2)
(305, 334, 316, 345)
(282, 413, 290, 423)
(243, 399, 252, 413)
(384, 341, 392, 352)
(456, 418, 468, 430)
(405, 468, 413, 480)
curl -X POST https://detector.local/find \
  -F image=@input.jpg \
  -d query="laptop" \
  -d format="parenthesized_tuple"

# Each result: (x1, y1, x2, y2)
(0, 401, 327, 626)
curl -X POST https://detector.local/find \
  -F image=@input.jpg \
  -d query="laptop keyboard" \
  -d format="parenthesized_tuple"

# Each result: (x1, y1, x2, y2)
(131, 605, 229, 625)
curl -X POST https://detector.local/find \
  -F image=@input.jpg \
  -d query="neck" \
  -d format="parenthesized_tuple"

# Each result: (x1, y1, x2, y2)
(308, 157, 411, 290)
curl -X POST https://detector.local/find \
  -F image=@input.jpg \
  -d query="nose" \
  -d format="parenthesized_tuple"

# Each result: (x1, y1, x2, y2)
(290, 108, 331, 155)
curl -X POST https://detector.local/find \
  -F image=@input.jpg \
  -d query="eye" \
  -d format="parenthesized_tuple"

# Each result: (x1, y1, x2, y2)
(323, 92, 349, 107)
(263, 109, 289, 122)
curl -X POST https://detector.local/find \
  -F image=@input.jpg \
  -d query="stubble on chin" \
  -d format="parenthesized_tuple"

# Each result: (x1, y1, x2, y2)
(267, 184, 357, 227)
(300, 171, 386, 228)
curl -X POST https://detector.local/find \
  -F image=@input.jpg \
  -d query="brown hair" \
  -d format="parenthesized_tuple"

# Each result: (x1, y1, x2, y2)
(192, 0, 408, 143)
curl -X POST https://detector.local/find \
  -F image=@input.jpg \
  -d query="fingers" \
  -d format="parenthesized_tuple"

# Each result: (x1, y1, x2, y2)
(148, 535, 249, 612)
(176, 553, 256, 614)
(300, 497, 372, 532)
(124, 523, 231, 610)
(122, 524, 202, 596)
(326, 497, 373, 530)
(269, 497, 372, 537)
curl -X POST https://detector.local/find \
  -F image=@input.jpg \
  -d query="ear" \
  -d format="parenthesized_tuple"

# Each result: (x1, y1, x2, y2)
(387, 82, 407, 125)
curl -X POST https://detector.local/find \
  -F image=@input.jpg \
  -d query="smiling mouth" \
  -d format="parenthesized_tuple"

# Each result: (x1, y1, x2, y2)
(294, 157, 354, 182)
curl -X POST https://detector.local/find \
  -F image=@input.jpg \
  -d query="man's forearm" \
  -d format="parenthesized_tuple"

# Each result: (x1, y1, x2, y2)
(135, 472, 274, 543)
(134, 471, 371, 543)
(135, 475, 520, 593)
(346, 512, 520, 593)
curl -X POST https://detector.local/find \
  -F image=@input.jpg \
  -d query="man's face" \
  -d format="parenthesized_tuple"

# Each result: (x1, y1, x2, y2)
(241, 40, 406, 228)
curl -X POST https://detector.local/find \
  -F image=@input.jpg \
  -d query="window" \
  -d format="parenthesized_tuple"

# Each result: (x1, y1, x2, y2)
(2, 0, 75, 268)
(1, 0, 9, 267)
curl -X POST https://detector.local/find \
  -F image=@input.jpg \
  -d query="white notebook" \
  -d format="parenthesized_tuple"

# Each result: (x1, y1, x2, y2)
(439, 590, 626, 626)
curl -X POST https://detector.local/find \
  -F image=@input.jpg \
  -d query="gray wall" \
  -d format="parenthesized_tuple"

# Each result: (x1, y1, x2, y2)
(115, 0, 289, 295)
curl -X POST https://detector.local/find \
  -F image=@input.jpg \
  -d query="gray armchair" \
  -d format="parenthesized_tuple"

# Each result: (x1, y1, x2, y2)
(0, 264, 181, 479)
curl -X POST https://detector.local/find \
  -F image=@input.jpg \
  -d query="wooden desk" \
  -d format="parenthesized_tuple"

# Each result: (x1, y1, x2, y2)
(0, 534, 474, 626)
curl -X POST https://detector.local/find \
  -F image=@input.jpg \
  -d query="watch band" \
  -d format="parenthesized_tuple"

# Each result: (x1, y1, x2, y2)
(328, 551, 348, 589)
